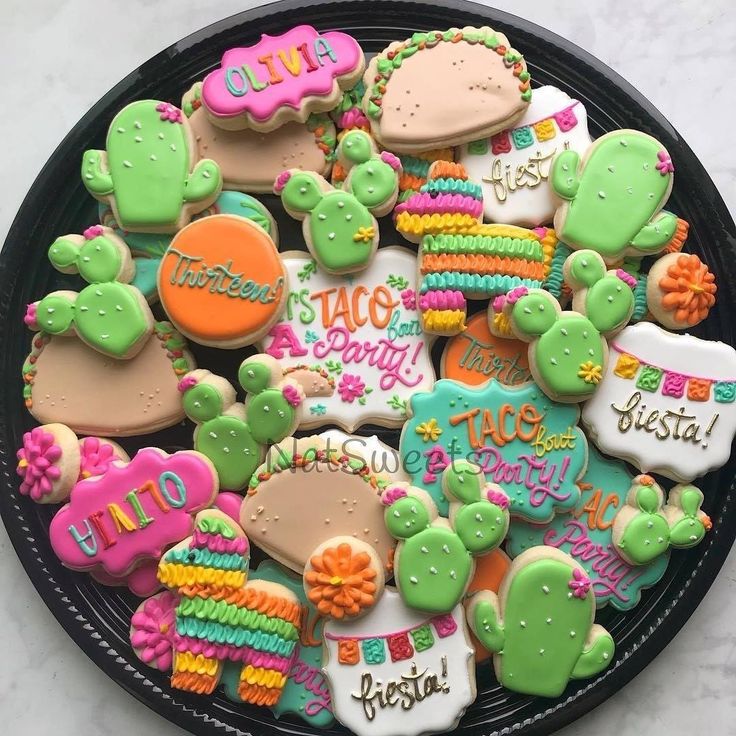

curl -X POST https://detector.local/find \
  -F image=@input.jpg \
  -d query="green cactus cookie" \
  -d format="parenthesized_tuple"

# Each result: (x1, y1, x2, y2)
(274, 130, 401, 274)
(612, 475, 711, 565)
(382, 460, 510, 613)
(179, 354, 304, 491)
(26, 225, 154, 359)
(496, 250, 635, 402)
(82, 100, 222, 233)
(468, 547, 615, 697)
(550, 129, 678, 262)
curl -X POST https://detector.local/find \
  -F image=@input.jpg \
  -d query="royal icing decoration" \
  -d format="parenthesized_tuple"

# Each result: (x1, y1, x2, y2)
(179, 354, 305, 491)
(26, 227, 154, 359)
(440, 311, 531, 386)
(276, 130, 401, 275)
(240, 436, 395, 572)
(468, 547, 615, 697)
(383, 462, 509, 614)
(582, 322, 736, 481)
(130, 591, 179, 671)
(400, 379, 587, 521)
(460, 86, 592, 226)
(363, 27, 531, 153)
(323, 588, 475, 736)
(611, 474, 711, 566)
(82, 100, 222, 232)
(507, 446, 669, 611)
(158, 214, 287, 348)
(201, 26, 365, 130)
(495, 250, 635, 402)
(320, 429, 409, 483)
(261, 248, 434, 431)
(49, 447, 218, 575)
(551, 129, 679, 262)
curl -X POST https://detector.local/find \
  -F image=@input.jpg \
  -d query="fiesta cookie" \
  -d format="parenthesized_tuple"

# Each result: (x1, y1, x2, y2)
(82, 100, 222, 233)
(363, 27, 531, 153)
(320, 429, 409, 482)
(201, 25, 365, 131)
(157, 214, 287, 348)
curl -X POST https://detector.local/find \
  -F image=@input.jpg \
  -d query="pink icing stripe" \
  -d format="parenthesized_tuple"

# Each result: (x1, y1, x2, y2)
(274, 170, 291, 193)
(380, 151, 402, 172)
(381, 486, 408, 506)
(394, 192, 483, 218)
(418, 290, 466, 311)
(191, 529, 249, 555)
(615, 269, 637, 288)
(505, 286, 529, 305)
(173, 636, 293, 672)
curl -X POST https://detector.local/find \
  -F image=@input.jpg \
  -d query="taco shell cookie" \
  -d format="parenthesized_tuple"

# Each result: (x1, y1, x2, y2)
(363, 27, 531, 153)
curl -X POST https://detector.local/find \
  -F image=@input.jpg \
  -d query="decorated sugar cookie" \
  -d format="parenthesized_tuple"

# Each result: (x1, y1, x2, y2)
(157, 214, 287, 348)
(646, 252, 717, 329)
(23, 322, 194, 436)
(26, 226, 155, 359)
(240, 436, 395, 572)
(363, 27, 531, 153)
(459, 86, 592, 226)
(320, 430, 409, 482)
(49, 447, 218, 577)
(179, 354, 305, 491)
(494, 250, 636, 402)
(91, 559, 162, 598)
(152, 510, 303, 703)
(582, 322, 736, 481)
(275, 130, 401, 275)
(468, 546, 615, 698)
(201, 25, 365, 131)
(551, 129, 679, 262)
(82, 100, 222, 233)
(323, 588, 476, 736)
(261, 248, 434, 430)
(400, 379, 587, 521)
(16, 424, 128, 504)
(383, 461, 509, 614)
(440, 311, 531, 386)
(507, 446, 669, 611)
(611, 474, 710, 566)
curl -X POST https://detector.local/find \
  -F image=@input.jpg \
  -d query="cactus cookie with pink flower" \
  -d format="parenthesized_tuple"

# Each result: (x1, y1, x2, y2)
(274, 129, 401, 274)
(467, 546, 615, 697)
(82, 100, 222, 233)
(179, 354, 305, 491)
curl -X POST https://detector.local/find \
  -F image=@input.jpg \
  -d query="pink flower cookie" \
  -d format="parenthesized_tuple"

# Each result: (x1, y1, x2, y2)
(130, 591, 179, 670)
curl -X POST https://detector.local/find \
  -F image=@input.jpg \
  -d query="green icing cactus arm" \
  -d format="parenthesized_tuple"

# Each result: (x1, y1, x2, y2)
(550, 149, 581, 199)
(468, 591, 505, 652)
(81, 150, 114, 195)
(505, 287, 561, 338)
(664, 484, 711, 549)
(274, 170, 326, 218)
(630, 210, 679, 252)
(570, 625, 616, 679)
(33, 292, 77, 335)
(184, 159, 222, 202)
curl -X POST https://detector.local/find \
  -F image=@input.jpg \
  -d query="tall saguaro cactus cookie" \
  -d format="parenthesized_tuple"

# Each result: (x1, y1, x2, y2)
(82, 100, 222, 233)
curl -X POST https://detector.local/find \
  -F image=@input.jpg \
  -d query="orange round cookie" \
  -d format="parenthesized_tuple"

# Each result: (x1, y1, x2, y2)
(157, 214, 287, 348)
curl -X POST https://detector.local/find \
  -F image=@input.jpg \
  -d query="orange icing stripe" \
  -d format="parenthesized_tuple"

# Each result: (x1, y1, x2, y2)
(663, 218, 690, 254)
(420, 253, 545, 280)
(428, 161, 468, 180)
(171, 671, 219, 695)
(238, 682, 283, 706)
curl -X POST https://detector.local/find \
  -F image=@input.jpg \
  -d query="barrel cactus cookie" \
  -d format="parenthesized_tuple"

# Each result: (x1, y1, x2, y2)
(467, 546, 615, 697)
(179, 354, 305, 491)
(611, 474, 711, 566)
(494, 250, 636, 402)
(82, 100, 222, 233)
(26, 226, 155, 359)
(382, 461, 510, 614)
(550, 129, 679, 263)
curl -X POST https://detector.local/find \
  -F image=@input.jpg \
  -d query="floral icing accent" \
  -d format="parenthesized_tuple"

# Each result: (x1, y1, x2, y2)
(577, 361, 603, 385)
(655, 150, 674, 175)
(658, 253, 717, 327)
(400, 288, 416, 310)
(155, 102, 183, 123)
(130, 592, 178, 671)
(337, 373, 366, 403)
(568, 568, 592, 598)
(177, 375, 198, 392)
(415, 418, 443, 442)
(381, 486, 409, 506)
(83, 224, 105, 239)
(282, 384, 303, 407)
(16, 427, 62, 501)
(23, 303, 37, 327)
(78, 436, 118, 479)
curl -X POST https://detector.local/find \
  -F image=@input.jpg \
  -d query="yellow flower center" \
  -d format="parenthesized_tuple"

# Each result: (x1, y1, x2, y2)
(688, 282, 704, 294)
(329, 575, 343, 586)
(159, 623, 169, 634)
(17, 458, 28, 469)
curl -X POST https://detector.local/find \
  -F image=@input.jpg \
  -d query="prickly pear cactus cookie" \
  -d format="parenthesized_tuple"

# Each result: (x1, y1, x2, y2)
(323, 588, 475, 736)
(507, 446, 669, 611)
(260, 248, 434, 431)
(363, 27, 531, 153)
(611, 474, 710, 566)
(240, 435, 395, 572)
(23, 321, 194, 436)
(400, 378, 588, 521)
(178, 354, 305, 491)
(582, 322, 736, 482)
(275, 130, 401, 275)
(494, 250, 636, 402)
(158, 214, 287, 348)
(468, 546, 615, 697)
(25, 226, 155, 359)
(459, 86, 592, 226)
(201, 25, 365, 131)
(551, 129, 679, 263)
(82, 100, 222, 233)
(382, 461, 509, 614)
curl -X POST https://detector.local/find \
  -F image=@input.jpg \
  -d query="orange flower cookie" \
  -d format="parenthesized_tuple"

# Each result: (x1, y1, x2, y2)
(304, 537, 385, 620)
(646, 252, 716, 330)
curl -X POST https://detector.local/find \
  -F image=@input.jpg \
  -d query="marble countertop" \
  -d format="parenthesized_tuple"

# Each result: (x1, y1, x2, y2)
(1, 1, 735, 734)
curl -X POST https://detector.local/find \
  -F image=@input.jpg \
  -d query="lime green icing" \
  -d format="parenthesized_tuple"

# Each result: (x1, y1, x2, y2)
(197, 514, 237, 538)
(422, 233, 544, 259)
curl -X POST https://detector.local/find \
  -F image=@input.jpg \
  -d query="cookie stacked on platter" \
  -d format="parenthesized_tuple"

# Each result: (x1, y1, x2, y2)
(15, 22, 730, 736)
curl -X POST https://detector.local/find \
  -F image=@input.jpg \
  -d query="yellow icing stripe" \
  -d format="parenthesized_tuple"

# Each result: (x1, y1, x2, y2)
(537, 228, 559, 278)
(422, 309, 467, 333)
(239, 664, 288, 690)
(174, 650, 221, 677)
(492, 310, 515, 337)
(158, 561, 246, 589)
